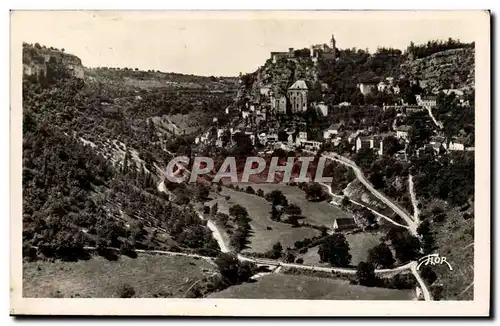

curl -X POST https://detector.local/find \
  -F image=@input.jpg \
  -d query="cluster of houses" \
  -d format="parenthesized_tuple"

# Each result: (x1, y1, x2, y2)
(357, 77, 401, 96)
(195, 36, 473, 161)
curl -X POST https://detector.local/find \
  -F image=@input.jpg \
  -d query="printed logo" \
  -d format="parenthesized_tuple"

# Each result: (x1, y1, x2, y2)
(416, 253, 453, 271)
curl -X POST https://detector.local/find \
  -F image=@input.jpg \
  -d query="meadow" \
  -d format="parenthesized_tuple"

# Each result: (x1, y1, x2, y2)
(23, 254, 216, 298)
(208, 273, 415, 300)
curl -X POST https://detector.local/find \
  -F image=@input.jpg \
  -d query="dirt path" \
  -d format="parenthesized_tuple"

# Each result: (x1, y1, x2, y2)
(408, 175, 420, 224)
(318, 182, 410, 230)
(410, 261, 433, 301)
(320, 152, 418, 236)
(157, 180, 230, 253)
(155, 154, 431, 300)
(426, 106, 444, 129)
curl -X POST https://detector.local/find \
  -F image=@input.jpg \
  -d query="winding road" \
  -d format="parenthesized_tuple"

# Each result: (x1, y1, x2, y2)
(320, 152, 419, 236)
(410, 261, 432, 301)
(154, 150, 431, 300)
(318, 182, 410, 230)
(408, 175, 420, 224)
(426, 106, 444, 129)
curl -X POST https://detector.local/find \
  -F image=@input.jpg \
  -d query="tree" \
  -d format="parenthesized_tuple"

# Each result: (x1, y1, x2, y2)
(304, 182, 325, 201)
(268, 242, 283, 259)
(195, 184, 210, 202)
(285, 215, 300, 227)
(361, 208, 376, 225)
(215, 213, 229, 226)
(409, 119, 432, 149)
(118, 284, 136, 298)
(119, 240, 137, 258)
(270, 204, 282, 222)
(256, 189, 264, 197)
(245, 186, 255, 195)
(285, 251, 296, 263)
(229, 204, 249, 221)
(368, 243, 395, 268)
(308, 81, 323, 103)
(318, 234, 352, 267)
(387, 229, 421, 263)
(237, 261, 257, 282)
(356, 261, 378, 287)
(210, 203, 218, 216)
(383, 135, 404, 156)
(341, 196, 350, 207)
(203, 205, 210, 214)
(284, 203, 302, 216)
(420, 266, 437, 285)
(215, 253, 255, 285)
(265, 190, 288, 206)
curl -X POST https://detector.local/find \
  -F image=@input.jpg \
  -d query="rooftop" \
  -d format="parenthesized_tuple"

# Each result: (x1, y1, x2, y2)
(396, 125, 412, 132)
(430, 136, 446, 143)
(289, 80, 308, 90)
(327, 123, 343, 130)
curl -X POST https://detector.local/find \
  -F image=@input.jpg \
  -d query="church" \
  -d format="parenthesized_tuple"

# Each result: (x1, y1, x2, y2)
(310, 34, 337, 61)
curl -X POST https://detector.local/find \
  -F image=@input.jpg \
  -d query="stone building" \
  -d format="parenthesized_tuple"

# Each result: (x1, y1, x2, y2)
(310, 35, 337, 61)
(270, 94, 287, 115)
(287, 80, 308, 113)
(357, 81, 378, 96)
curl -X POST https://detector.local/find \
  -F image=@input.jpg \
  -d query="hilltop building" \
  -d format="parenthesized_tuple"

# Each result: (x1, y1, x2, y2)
(270, 93, 287, 115)
(270, 34, 337, 64)
(288, 80, 309, 113)
(270, 48, 295, 63)
(310, 35, 337, 62)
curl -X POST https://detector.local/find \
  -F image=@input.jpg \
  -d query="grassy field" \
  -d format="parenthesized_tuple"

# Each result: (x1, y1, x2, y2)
(297, 245, 329, 266)
(346, 232, 385, 266)
(249, 184, 355, 227)
(208, 274, 415, 300)
(23, 255, 217, 298)
(151, 114, 202, 136)
(210, 188, 320, 253)
(297, 232, 384, 267)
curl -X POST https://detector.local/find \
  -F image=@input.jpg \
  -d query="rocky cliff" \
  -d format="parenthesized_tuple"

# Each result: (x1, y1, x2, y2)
(247, 56, 318, 101)
(400, 47, 474, 93)
(23, 43, 85, 79)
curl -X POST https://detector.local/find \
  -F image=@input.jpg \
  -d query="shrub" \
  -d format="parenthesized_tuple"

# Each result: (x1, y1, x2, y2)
(118, 284, 136, 298)
(298, 247, 308, 254)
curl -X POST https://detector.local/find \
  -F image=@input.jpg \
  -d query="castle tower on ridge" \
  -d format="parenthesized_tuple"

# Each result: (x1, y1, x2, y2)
(330, 34, 336, 60)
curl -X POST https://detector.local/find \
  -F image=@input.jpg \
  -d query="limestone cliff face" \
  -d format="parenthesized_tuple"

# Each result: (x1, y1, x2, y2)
(23, 44, 85, 79)
(246, 57, 318, 102)
(400, 47, 474, 93)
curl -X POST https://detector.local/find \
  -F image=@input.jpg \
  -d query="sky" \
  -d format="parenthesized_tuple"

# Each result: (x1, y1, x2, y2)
(11, 10, 482, 76)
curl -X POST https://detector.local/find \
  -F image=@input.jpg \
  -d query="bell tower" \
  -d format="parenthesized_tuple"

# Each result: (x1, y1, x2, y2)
(330, 34, 336, 60)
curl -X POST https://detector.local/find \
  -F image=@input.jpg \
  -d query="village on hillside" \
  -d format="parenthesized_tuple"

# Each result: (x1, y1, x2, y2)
(194, 35, 474, 161)
(19, 16, 478, 306)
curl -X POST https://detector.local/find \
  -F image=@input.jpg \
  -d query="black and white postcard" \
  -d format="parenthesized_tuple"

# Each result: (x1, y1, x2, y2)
(10, 10, 491, 316)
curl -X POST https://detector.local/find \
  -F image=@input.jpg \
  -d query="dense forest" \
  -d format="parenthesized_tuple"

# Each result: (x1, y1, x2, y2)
(317, 47, 403, 105)
(22, 45, 224, 262)
(406, 38, 475, 59)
